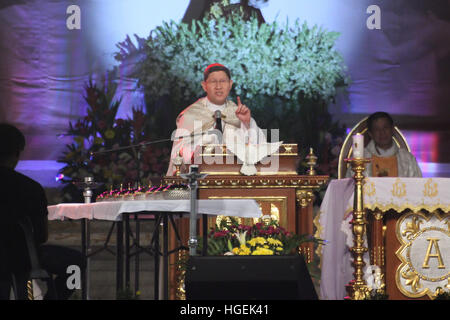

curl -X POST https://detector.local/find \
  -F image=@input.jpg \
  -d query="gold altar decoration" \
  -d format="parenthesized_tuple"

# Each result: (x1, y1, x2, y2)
(318, 176, 450, 300)
(306, 148, 318, 176)
(175, 250, 188, 300)
(27, 280, 34, 300)
(395, 210, 450, 299)
(164, 144, 328, 299)
(345, 157, 373, 300)
(173, 150, 184, 177)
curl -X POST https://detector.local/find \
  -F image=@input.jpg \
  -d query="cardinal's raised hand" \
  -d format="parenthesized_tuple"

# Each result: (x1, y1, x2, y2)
(235, 96, 251, 128)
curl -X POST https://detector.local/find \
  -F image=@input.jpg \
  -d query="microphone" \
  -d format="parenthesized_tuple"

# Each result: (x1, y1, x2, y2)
(214, 110, 222, 132)
(213, 110, 223, 144)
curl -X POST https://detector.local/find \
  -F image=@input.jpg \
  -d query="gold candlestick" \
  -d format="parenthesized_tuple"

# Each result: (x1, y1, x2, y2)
(173, 150, 184, 177)
(345, 157, 371, 300)
(306, 148, 317, 176)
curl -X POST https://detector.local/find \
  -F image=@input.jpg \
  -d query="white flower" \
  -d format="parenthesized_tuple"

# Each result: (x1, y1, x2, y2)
(373, 266, 383, 290)
(234, 230, 247, 246)
(364, 265, 374, 290)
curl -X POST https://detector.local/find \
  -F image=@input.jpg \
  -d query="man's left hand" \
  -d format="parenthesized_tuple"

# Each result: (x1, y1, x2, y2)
(235, 96, 251, 128)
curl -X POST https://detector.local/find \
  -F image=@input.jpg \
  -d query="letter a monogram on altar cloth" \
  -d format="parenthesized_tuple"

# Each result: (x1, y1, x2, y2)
(395, 211, 450, 299)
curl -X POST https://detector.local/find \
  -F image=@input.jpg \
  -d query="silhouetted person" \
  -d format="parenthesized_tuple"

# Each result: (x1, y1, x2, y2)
(0, 123, 84, 300)
(182, 0, 265, 24)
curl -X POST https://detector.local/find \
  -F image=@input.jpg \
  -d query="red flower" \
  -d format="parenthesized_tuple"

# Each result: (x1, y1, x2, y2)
(267, 226, 275, 234)
(238, 225, 251, 232)
(98, 120, 107, 129)
(254, 223, 263, 229)
(213, 230, 229, 238)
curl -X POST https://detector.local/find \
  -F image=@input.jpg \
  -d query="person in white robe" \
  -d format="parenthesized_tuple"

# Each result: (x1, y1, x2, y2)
(326, 112, 422, 299)
(166, 63, 266, 176)
(346, 112, 422, 178)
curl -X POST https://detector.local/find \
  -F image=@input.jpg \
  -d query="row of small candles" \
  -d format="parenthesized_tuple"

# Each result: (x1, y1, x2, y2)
(96, 183, 188, 202)
(95, 137, 363, 202)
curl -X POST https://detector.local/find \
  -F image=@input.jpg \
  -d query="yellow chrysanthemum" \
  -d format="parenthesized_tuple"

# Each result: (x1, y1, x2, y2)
(267, 238, 283, 246)
(239, 245, 251, 255)
(247, 237, 266, 247)
(252, 248, 274, 255)
(232, 245, 251, 255)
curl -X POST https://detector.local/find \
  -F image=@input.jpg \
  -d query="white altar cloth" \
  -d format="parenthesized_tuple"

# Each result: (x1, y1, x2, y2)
(48, 199, 262, 221)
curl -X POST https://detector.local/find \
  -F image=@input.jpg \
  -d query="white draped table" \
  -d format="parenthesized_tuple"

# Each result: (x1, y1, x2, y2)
(317, 177, 450, 300)
(47, 199, 262, 300)
(48, 199, 262, 221)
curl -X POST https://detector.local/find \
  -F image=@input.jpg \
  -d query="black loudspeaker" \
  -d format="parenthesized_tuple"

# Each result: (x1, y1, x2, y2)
(185, 255, 318, 300)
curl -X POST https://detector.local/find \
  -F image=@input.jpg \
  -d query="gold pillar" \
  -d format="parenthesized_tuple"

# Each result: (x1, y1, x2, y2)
(27, 280, 34, 300)
(296, 189, 315, 263)
(345, 158, 371, 300)
(370, 209, 384, 267)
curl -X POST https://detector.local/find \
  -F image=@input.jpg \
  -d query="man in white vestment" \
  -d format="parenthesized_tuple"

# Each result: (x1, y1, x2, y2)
(346, 112, 422, 178)
(166, 63, 266, 176)
(329, 112, 422, 299)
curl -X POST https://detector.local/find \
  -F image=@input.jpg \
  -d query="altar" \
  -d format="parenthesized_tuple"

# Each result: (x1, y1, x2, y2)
(164, 144, 329, 299)
(318, 177, 450, 300)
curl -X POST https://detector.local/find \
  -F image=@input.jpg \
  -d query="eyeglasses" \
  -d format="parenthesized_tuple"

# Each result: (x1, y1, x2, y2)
(206, 79, 230, 87)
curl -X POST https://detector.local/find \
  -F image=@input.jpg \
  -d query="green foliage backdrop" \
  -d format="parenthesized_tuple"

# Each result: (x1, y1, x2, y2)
(115, 12, 348, 173)
(59, 7, 349, 201)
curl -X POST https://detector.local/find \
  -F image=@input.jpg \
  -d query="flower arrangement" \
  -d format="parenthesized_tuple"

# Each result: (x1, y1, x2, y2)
(57, 79, 170, 202)
(130, 14, 348, 108)
(362, 265, 389, 300)
(114, 7, 349, 177)
(199, 217, 323, 257)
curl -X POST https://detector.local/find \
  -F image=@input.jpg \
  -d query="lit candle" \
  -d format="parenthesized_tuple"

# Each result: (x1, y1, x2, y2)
(352, 134, 364, 159)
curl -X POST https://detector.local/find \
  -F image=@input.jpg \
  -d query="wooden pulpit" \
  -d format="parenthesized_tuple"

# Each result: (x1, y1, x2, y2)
(163, 144, 329, 299)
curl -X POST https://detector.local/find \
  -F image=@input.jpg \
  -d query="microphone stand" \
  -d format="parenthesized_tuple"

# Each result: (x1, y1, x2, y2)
(180, 165, 208, 256)
(90, 130, 219, 157)
(90, 137, 173, 157)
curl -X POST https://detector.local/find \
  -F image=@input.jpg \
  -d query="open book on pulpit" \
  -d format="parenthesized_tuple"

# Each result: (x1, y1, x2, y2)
(191, 143, 299, 176)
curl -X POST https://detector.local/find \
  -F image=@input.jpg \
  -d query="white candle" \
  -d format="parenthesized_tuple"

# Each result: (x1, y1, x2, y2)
(352, 134, 364, 159)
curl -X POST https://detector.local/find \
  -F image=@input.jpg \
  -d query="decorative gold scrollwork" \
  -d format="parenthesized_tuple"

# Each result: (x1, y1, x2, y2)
(364, 181, 376, 197)
(391, 178, 406, 198)
(296, 189, 314, 208)
(396, 211, 450, 299)
(402, 216, 422, 240)
(284, 146, 293, 153)
(176, 250, 187, 300)
(214, 180, 225, 186)
(423, 179, 438, 198)
(401, 269, 422, 293)
(245, 179, 255, 186)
